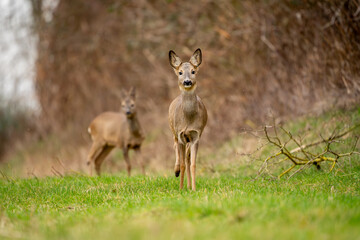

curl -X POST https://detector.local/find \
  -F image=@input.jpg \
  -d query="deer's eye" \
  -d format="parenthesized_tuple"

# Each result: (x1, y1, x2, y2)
(131, 104, 134, 107)
(179, 72, 183, 75)
(191, 70, 196, 74)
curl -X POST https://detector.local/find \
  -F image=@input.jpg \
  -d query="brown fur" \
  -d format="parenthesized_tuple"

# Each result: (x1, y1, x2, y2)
(168, 48, 207, 191)
(87, 87, 145, 176)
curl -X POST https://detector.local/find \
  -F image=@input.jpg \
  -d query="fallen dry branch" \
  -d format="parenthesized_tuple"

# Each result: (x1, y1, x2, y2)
(258, 124, 360, 179)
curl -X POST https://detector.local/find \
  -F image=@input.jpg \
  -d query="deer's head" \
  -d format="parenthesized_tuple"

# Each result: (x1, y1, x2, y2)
(120, 87, 137, 118)
(169, 48, 202, 92)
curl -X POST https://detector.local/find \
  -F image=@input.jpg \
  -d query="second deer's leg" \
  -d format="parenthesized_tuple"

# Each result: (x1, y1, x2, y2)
(87, 141, 105, 176)
(178, 143, 186, 189)
(185, 145, 191, 189)
(190, 142, 199, 191)
(94, 145, 114, 176)
(134, 148, 145, 175)
(123, 147, 131, 176)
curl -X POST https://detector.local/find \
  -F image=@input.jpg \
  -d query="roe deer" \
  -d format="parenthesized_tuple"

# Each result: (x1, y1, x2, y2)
(87, 87, 145, 176)
(168, 48, 208, 191)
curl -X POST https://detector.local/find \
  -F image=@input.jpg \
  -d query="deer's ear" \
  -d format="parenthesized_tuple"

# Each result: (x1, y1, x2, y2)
(169, 50, 182, 69)
(189, 48, 202, 67)
(120, 89, 127, 100)
(129, 87, 136, 99)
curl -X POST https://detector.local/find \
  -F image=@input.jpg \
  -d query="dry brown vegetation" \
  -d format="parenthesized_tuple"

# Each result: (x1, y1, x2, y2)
(4, 0, 360, 176)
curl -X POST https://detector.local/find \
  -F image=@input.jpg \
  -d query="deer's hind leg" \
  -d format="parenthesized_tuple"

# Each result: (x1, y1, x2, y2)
(190, 142, 199, 191)
(178, 143, 186, 190)
(94, 145, 114, 176)
(87, 141, 106, 176)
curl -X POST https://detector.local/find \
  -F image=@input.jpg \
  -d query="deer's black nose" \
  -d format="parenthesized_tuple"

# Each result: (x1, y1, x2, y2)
(126, 111, 131, 115)
(183, 80, 192, 86)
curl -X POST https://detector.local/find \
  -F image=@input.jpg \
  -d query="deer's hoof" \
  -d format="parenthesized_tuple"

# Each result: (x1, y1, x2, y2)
(174, 164, 180, 177)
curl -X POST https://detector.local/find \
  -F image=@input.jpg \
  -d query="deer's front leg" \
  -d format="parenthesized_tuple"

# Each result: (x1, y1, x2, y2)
(185, 145, 191, 189)
(190, 142, 199, 191)
(177, 143, 186, 189)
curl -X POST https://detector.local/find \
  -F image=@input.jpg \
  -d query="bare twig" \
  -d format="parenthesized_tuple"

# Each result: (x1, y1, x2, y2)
(51, 166, 64, 177)
(289, 124, 359, 153)
(259, 123, 359, 178)
(0, 170, 12, 182)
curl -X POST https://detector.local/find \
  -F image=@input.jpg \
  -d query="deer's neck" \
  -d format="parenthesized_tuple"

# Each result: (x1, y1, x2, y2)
(181, 90, 198, 118)
(126, 114, 142, 136)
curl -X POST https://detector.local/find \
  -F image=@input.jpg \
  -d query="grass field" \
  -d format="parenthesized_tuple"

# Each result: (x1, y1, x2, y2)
(1, 172, 360, 240)
(1, 109, 360, 240)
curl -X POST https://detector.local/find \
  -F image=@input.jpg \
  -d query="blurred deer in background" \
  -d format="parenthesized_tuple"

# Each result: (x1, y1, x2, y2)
(168, 48, 208, 191)
(87, 87, 145, 176)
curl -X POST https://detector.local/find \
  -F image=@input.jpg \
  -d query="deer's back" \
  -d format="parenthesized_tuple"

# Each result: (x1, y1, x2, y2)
(88, 112, 127, 146)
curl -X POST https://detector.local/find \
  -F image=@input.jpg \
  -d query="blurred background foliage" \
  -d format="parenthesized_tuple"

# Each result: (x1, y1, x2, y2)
(1, 0, 359, 176)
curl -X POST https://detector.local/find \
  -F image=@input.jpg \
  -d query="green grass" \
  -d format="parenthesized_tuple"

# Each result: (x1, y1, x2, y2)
(1, 108, 360, 240)
(1, 171, 360, 240)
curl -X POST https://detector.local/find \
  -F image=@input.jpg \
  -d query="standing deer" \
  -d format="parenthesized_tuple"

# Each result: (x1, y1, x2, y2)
(168, 48, 208, 191)
(87, 87, 145, 176)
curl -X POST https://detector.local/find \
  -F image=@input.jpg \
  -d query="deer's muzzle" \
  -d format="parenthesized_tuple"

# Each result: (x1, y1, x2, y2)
(183, 80, 192, 87)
